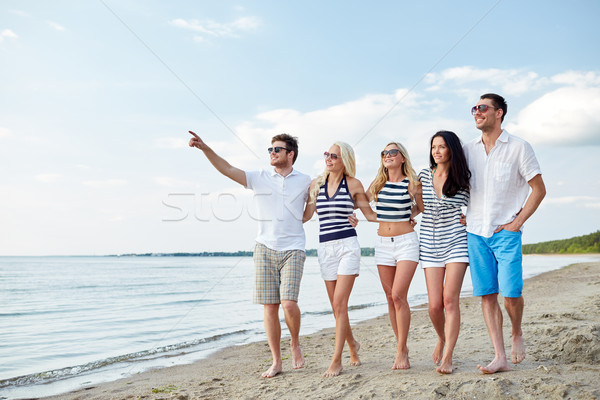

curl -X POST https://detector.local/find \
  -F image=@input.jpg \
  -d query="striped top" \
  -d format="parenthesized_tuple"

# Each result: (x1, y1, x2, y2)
(418, 168, 469, 263)
(316, 175, 357, 243)
(375, 179, 412, 222)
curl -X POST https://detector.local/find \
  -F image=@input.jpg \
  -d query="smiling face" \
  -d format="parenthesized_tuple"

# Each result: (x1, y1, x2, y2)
(473, 98, 502, 132)
(431, 136, 451, 166)
(382, 143, 405, 171)
(324, 144, 344, 173)
(269, 140, 294, 168)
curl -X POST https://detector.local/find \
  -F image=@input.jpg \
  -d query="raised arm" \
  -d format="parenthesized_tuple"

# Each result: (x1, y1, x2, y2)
(188, 131, 247, 187)
(496, 174, 546, 233)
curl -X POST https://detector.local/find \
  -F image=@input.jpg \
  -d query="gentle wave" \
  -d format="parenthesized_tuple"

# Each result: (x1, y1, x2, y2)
(0, 329, 248, 389)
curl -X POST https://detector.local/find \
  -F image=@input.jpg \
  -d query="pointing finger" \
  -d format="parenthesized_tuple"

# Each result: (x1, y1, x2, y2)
(189, 130, 200, 139)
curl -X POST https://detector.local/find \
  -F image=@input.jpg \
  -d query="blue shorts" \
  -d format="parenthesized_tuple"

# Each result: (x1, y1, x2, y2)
(467, 230, 523, 298)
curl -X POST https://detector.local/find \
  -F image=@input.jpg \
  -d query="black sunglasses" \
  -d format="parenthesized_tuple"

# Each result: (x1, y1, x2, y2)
(381, 149, 400, 157)
(323, 152, 339, 160)
(471, 104, 497, 115)
(268, 146, 290, 154)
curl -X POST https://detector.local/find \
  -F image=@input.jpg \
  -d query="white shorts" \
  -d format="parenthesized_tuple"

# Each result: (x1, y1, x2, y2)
(318, 236, 361, 281)
(421, 257, 469, 268)
(375, 231, 420, 266)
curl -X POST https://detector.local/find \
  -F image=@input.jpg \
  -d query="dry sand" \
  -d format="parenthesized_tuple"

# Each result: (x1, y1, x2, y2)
(41, 262, 600, 400)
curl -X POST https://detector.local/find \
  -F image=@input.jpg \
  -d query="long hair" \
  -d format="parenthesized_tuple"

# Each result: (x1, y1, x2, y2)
(370, 142, 418, 201)
(429, 131, 471, 197)
(309, 142, 356, 204)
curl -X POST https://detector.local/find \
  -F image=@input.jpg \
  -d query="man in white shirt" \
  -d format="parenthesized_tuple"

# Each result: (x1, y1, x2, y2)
(189, 131, 311, 378)
(464, 94, 546, 374)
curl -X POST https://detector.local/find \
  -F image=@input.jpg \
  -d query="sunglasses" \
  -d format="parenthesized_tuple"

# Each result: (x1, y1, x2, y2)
(268, 146, 290, 154)
(381, 149, 400, 157)
(323, 151, 339, 160)
(471, 104, 497, 115)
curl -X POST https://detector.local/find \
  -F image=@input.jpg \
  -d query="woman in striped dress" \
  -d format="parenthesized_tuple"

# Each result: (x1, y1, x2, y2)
(303, 142, 375, 377)
(416, 130, 470, 374)
(367, 142, 423, 370)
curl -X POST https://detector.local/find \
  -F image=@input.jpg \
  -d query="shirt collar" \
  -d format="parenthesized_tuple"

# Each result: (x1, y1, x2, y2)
(270, 167, 297, 177)
(476, 129, 508, 144)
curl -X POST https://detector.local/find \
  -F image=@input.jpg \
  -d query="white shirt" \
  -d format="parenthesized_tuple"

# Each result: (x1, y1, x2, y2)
(245, 168, 311, 251)
(464, 130, 542, 238)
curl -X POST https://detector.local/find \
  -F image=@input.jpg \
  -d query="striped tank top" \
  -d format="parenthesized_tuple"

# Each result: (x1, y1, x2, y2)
(375, 179, 412, 222)
(316, 175, 357, 243)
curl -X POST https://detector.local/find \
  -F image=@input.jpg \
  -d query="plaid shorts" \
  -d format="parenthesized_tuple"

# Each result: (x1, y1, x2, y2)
(253, 242, 306, 304)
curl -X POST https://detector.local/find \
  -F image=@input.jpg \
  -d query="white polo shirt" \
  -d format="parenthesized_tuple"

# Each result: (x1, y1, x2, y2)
(245, 168, 311, 251)
(464, 130, 542, 238)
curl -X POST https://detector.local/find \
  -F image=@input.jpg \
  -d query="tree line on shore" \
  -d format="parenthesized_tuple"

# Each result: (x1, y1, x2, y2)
(115, 231, 599, 257)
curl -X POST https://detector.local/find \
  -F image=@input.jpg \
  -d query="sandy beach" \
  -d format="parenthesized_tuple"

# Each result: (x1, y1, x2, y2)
(39, 261, 600, 400)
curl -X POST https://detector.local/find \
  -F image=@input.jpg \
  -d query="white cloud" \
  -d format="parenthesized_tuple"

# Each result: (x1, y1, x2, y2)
(425, 66, 547, 97)
(507, 86, 600, 146)
(82, 179, 127, 188)
(10, 10, 30, 17)
(0, 127, 12, 138)
(154, 176, 195, 188)
(47, 21, 66, 31)
(0, 29, 18, 42)
(170, 16, 261, 41)
(552, 71, 600, 86)
(542, 196, 600, 209)
(35, 173, 62, 183)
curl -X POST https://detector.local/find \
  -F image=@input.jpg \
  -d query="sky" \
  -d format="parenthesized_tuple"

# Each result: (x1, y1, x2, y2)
(1, 1, 599, 256)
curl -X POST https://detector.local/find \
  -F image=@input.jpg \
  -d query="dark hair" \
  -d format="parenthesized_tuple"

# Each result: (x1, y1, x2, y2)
(271, 133, 299, 164)
(429, 130, 471, 197)
(480, 93, 508, 122)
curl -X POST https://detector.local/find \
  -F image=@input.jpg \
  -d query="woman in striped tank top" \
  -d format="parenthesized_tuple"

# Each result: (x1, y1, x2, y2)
(367, 142, 424, 370)
(414, 131, 470, 374)
(303, 142, 375, 377)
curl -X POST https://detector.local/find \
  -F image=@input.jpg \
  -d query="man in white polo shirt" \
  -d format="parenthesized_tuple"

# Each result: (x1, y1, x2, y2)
(464, 93, 546, 374)
(188, 131, 311, 378)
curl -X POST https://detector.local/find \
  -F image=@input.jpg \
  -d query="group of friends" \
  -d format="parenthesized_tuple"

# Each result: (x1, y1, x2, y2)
(188, 93, 546, 378)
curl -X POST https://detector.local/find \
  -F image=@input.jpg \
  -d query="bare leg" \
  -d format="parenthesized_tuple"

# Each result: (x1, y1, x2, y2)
(478, 293, 510, 374)
(424, 267, 446, 365)
(378, 265, 399, 339)
(324, 279, 361, 370)
(281, 300, 305, 369)
(322, 275, 359, 377)
(262, 304, 283, 378)
(437, 262, 467, 374)
(504, 296, 526, 364)
(390, 260, 418, 370)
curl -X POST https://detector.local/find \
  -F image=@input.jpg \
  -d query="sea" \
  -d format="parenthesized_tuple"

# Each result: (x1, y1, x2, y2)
(1, 254, 599, 399)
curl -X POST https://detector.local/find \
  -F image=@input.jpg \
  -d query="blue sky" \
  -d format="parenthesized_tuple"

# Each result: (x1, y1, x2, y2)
(1, 1, 599, 255)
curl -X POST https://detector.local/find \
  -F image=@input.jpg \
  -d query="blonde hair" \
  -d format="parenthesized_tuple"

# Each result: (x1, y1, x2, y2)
(369, 141, 418, 201)
(309, 141, 356, 204)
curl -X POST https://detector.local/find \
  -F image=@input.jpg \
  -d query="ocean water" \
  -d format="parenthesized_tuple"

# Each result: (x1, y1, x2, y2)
(1, 254, 598, 399)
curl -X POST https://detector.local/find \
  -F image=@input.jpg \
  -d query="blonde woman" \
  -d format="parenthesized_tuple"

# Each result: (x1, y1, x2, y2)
(367, 142, 423, 370)
(303, 142, 374, 377)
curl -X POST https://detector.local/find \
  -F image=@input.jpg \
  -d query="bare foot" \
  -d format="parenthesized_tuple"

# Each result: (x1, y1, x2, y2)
(261, 362, 282, 378)
(291, 344, 305, 369)
(432, 339, 444, 365)
(349, 340, 361, 366)
(477, 357, 510, 374)
(436, 355, 453, 374)
(511, 333, 526, 364)
(322, 361, 343, 377)
(392, 348, 410, 370)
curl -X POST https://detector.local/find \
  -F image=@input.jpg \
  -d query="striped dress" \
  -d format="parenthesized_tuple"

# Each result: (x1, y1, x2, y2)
(375, 179, 412, 222)
(316, 175, 357, 243)
(418, 168, 469, 265)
